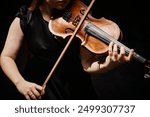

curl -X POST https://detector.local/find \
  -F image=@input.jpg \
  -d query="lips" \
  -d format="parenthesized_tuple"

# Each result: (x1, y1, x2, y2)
(56, 0, 69, 9)
(57, 1, 67, 5)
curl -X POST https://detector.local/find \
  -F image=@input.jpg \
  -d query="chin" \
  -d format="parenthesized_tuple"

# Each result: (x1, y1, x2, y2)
(56, 6, 67, 10)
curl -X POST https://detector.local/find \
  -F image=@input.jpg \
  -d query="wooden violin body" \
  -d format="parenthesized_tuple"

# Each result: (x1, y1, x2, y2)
(49, 0, 120, 54)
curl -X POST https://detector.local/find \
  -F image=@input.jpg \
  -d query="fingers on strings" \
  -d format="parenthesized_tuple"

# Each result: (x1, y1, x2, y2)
(108, 42, 134, 62)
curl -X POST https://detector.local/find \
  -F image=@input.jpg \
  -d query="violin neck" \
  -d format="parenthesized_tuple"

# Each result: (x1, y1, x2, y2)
(84, 22, 147, 64)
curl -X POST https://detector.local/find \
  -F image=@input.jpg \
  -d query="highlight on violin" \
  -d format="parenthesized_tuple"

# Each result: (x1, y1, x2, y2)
(0, 0, 149, 100)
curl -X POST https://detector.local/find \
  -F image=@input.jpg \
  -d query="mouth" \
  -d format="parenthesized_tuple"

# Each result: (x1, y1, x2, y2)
(57, 1, 67, 5)
(56, 1, 69, 9)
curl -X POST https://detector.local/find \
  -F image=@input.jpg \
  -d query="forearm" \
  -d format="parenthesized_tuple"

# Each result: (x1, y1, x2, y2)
(84, 58, 120, 74)
(1, 56, 44, 100)
(1, 56, 25, 86)
(84, 61, 110, 74)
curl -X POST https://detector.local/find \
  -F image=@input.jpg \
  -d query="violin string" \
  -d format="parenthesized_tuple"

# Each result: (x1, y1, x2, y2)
(84, 22, 146, 64)
(85, 22, 131, 54)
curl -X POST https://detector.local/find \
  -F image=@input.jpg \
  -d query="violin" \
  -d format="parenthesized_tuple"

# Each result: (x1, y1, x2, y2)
(50, 0, 121, 54)
(43, 0, 150, 88)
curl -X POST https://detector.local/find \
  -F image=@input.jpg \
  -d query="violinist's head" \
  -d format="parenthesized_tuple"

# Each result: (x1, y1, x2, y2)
(29, 0, 71, 11)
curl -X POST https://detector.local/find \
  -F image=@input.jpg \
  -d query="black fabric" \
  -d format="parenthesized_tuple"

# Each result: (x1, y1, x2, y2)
(15, 6, 97, 100)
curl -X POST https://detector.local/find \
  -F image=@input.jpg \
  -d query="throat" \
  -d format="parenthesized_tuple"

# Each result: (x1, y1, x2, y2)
(39, 6, 53, 22)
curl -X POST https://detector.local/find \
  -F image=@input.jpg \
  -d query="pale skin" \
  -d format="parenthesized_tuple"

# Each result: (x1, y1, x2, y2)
(0, 0, 134, 100)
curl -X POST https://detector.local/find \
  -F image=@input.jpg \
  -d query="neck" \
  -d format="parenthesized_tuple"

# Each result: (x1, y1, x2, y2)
(39, 2, 53, 22)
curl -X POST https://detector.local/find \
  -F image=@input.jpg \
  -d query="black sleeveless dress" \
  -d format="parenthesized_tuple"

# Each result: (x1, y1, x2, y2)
(16, 6, 97, 99)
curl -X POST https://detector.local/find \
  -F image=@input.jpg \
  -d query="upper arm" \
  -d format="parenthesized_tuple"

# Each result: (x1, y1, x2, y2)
(1, 17, 24, 60)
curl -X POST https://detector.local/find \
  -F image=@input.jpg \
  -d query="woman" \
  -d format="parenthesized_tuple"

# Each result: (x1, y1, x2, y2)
(0, 0, 133, 100)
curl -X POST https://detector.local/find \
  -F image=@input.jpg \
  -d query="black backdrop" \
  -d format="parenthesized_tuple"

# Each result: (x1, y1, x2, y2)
(0, 0, 150, 99)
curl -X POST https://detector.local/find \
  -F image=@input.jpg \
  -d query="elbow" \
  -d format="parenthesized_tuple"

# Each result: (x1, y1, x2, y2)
(0, 55, 8, 68)
(0, 54, 14, 69)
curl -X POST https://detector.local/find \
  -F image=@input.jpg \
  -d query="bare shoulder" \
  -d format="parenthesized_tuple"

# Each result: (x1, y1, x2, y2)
(8, 17, 24, 40)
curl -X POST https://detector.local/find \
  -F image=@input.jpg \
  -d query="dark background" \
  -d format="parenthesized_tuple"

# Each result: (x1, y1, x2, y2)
(0, 0, 150, 99)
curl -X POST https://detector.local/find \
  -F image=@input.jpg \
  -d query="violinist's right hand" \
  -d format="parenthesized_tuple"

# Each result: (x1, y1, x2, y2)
(15, 79, 45, 100)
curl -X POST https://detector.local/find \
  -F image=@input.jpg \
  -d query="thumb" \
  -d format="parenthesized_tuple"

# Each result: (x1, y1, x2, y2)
(35, 84, 45, 95)
(41, 86, 45, 96)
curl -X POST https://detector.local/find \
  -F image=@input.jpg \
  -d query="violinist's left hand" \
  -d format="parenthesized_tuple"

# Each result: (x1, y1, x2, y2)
(100, 42, 134, 71)
(81, 42, 134, 74)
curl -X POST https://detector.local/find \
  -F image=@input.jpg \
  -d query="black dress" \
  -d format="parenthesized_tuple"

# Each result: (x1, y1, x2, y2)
(16, 6, 97, 100)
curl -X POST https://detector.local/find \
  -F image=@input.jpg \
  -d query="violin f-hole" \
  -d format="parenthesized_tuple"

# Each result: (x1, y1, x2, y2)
(65, 28, 74, 34)
(80, 8, 89, 20)
(80, 8, 86, 15)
